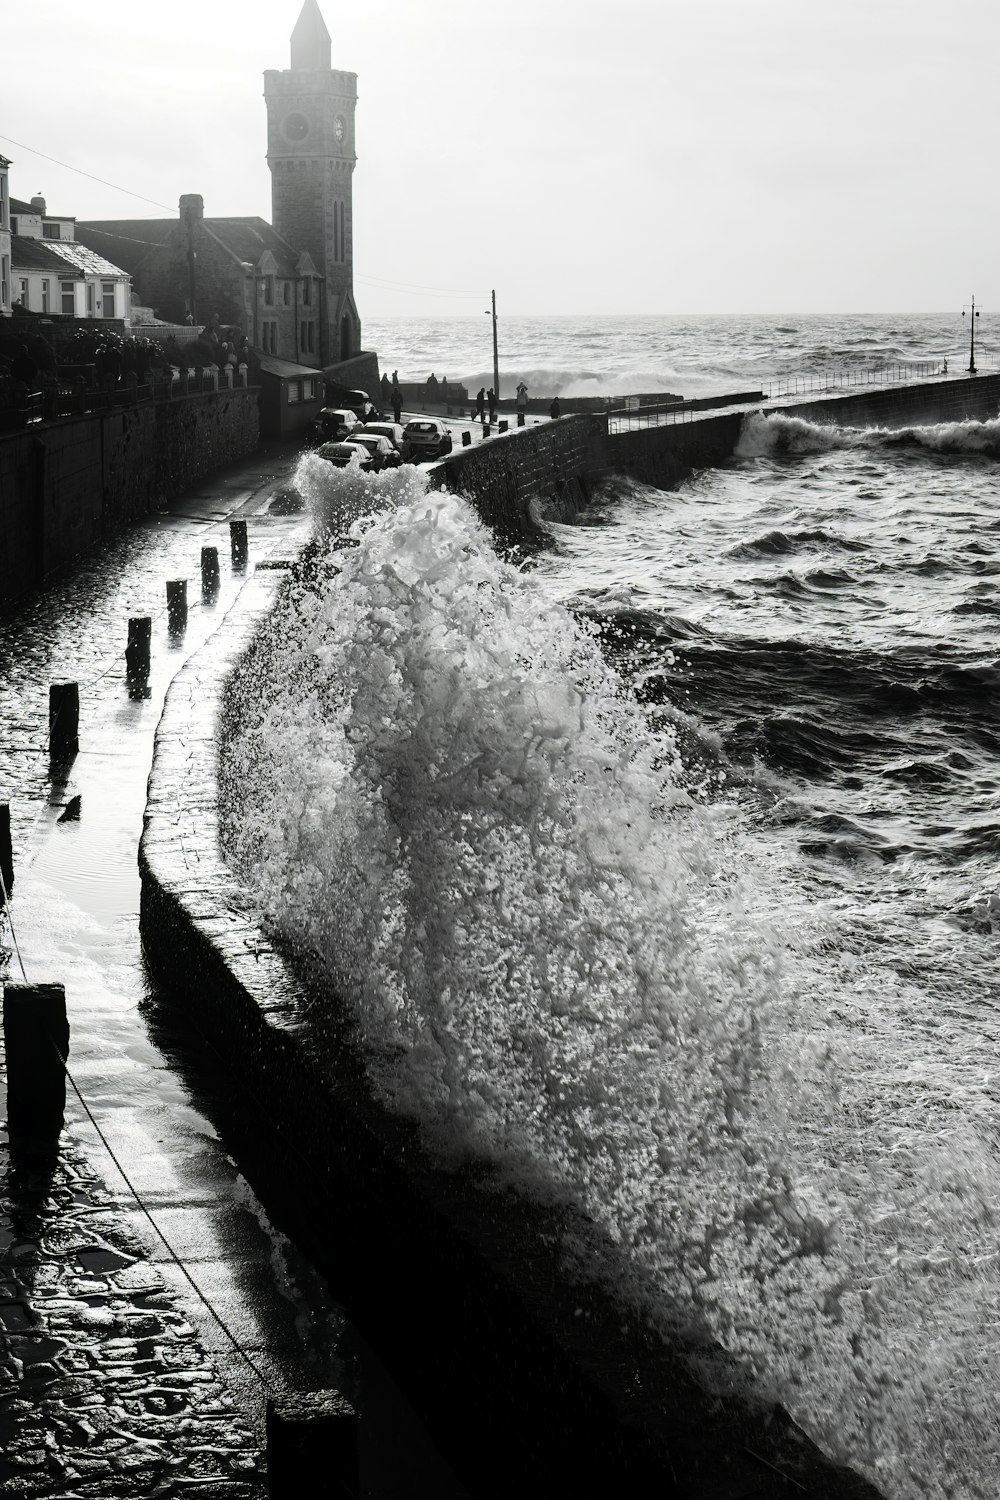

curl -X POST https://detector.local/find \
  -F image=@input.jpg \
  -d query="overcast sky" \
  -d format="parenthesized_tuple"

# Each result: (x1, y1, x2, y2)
(3, 0, 996, 317)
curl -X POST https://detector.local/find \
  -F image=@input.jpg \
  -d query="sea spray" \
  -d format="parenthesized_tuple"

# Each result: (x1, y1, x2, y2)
(219, 458, 1000, 1498)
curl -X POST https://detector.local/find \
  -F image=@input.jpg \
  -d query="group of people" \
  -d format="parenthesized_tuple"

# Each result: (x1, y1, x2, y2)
(475, 381, 561, 424)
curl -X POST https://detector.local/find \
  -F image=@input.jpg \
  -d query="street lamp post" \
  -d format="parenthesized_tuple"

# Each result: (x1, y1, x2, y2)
(962, 295, 980, 374)
(486, 289, 499, 405)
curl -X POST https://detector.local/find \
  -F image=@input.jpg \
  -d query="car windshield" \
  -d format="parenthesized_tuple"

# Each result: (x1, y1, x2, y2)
(407, 422, 437, 433)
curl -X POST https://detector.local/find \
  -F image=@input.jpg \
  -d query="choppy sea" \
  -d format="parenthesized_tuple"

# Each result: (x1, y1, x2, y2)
(366, 309, 998, 400)
(224, 314, 1000, 1500)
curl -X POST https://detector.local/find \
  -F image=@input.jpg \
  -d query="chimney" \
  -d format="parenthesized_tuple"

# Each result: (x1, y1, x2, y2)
(179, 193, 204, 229)
(30, 193, 46, 215)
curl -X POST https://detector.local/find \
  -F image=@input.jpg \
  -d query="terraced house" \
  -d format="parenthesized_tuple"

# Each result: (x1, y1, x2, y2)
(9, 192, 131, 324)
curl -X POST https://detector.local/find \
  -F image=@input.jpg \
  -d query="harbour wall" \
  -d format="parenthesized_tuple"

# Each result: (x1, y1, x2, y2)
(433, 373, 1000, 542)
(0, 388, 260, 610)
(139, 563, 882, 1500)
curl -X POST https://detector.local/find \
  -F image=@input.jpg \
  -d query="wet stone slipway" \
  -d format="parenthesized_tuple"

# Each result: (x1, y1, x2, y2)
(0, 445, 348, 1499)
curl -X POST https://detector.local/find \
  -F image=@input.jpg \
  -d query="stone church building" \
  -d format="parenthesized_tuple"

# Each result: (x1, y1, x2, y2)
(77, 1, 373, 399)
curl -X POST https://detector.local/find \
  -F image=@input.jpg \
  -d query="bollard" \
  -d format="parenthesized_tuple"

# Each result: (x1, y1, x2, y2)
(49, 682, 79, 761)
(201, 545, 220, 599)
(461, 430, 471, 447)
(166, 579, 188, 633)
(266, 1390, 358, 1500)
(498, 419, 509, 434)
(3, 983, 70, 1153)
(0, 802, 12, 907)
(229, 519, 248, 570)
(482, 420, 489, 439)
(517, 411, 525, 426)
(125, 616, 151, 679)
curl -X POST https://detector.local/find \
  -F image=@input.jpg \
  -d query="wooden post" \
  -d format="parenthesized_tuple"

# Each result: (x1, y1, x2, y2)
(125, 616, 152, 678)
(3, 983, 70, 1153)
(266, 1391, 358, 1500)
(201, 545, 220, 599)
(166, 579, 188, 632)
(461, 430, 471, 447)
(0, 803, 12, 908)
(517, 411, 525, 427)
(229, 520, 248, 570)
(49, 682, 79, 761)
(481, 420, 489, 439)
(498, 419, 509, 434)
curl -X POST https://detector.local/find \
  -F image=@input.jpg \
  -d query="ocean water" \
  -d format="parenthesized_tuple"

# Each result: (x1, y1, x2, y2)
(221, 317, 1000, 1500)
(366, 310, 998, 400)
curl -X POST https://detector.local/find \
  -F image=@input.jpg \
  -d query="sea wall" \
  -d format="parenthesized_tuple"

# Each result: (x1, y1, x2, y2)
(0, 389, 259, 608)
(138, 560, 882, 1500)
(435, 373, 1000, 541)
(432, 413, 608, 544)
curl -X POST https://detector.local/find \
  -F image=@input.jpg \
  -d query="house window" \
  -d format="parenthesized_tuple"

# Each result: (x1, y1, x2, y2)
(301, 278, 310, 307)
(41, 279, 49, 313)
(338, 201, 345, 262)
(87, 283, 95, 314)
(263, 275, 274, 306)
(43, 222, 59, 240)
(333, 202, 339, 263)
(10, 216, 18, 235)
(102, 282, 116, 318)
(287, 381, 301, 404)
(262, 320, 277, 354)
(282, 281, 291, 306)
(303, 377, 316, 401)
(1, 255, 9, 308)
(18, 278, 28, 306)
(61, 282, 76, 314)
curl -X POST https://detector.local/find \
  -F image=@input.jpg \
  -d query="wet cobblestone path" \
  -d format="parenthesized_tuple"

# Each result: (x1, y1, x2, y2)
(0, 445, 341, 1498)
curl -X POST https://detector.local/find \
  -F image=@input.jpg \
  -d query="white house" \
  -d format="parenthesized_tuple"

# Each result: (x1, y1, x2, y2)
(9, 191, 131, 324)
(0, 157, 11, 317)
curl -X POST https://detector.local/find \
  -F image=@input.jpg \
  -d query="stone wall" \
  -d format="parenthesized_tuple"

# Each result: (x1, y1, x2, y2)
(431, 413, 608, 545)
(0, 388, 259, 609)
(437, 374, 1000, 543)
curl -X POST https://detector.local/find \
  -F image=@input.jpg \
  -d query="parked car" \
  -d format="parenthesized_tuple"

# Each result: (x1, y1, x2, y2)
(344, 388, 381, 422)
(312, 407, 362, 444)
(315, 440, 374, 470)
(363, 421, 406, 453)
(351, 433, 403, 470)
(402, 417, 453, 461)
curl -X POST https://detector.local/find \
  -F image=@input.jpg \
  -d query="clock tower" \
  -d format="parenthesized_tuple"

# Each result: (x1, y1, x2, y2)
(264, 0, 361, 365)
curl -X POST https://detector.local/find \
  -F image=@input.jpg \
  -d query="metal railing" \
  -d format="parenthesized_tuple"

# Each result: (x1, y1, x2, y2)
(607, 355, 1000, 434)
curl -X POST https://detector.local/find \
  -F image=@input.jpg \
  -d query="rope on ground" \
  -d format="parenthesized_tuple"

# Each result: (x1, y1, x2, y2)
(57, 1048, 273, 1391)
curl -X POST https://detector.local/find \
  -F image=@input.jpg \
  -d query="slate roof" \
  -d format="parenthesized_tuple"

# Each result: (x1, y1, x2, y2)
(203, 219, 301, 277)
(10, 197, 74, 220)
(75, 221, 174, 276)
(258, 354, 323, 380)
(77, 216, 304, 279)
(11, 234, 128, 278)
(10, 237, 78, 271)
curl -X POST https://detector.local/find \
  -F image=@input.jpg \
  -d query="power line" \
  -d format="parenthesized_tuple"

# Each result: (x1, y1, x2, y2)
(0, 132, 177, 212)
(75, 224, 171, 249)
(357, 272, 487, 297)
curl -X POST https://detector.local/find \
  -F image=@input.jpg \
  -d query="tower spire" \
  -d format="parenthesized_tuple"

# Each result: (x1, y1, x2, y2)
(290, 0, 331, 70)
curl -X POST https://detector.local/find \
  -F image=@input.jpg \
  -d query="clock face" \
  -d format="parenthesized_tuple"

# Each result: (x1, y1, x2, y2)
(283, 112, 310, 143)
(334, 115, 346, 145)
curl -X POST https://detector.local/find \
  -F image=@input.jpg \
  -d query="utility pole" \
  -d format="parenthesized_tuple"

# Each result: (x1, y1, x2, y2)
(962, 294, 980, 374)
(489, 289, 499, 401)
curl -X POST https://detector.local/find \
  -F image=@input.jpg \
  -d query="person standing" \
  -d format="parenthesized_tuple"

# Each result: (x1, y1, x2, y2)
(487, 387, 497, 424)
(549, 396, 561, 420)
(516, 380, 528, 426)
(475, 387, 486, 422)
(392, 378, 402, 425)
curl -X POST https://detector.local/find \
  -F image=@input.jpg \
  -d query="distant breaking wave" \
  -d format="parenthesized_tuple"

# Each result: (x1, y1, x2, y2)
(737, 410, 1000, 459)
